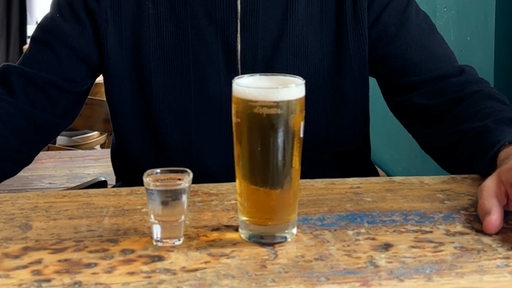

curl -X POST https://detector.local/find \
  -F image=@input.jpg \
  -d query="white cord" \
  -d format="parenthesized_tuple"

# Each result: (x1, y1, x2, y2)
(237, 0, 241, 75)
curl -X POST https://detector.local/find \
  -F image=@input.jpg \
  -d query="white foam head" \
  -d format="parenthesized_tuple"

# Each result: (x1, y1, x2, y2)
(232, 74, 305, 101)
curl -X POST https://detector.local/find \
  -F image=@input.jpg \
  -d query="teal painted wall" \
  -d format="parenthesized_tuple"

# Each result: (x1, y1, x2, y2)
(495, 0, 512, 102)
(370, 0, 496, 176)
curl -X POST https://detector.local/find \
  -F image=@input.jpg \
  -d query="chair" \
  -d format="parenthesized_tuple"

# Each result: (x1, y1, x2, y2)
(45, 77, 113, 151)
(66, 95, 112, 148)
(89, 75, 105, 99)
(44, 78, 112, 189)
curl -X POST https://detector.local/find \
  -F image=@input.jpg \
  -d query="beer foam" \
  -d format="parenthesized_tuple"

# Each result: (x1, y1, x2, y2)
(233, 74, 305, 101)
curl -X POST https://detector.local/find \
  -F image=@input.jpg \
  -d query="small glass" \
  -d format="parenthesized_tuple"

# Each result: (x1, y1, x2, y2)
(143, 167, 193, 246)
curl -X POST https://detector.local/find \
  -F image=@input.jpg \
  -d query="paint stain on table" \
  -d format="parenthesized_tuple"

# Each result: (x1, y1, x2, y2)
(299, 211, 461, 229)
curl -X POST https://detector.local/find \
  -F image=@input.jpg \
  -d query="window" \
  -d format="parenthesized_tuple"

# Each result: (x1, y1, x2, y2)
(26, 0, 52, 39)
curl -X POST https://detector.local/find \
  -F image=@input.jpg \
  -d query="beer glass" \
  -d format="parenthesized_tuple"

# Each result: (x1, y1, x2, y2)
(232, 73, 305, 244)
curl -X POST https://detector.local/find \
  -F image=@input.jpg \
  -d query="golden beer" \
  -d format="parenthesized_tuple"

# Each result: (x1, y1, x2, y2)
(232, 74, 305, 244)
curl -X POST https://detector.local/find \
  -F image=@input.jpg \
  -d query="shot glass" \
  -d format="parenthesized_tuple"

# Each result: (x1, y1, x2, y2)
(143, 167, 193, 246)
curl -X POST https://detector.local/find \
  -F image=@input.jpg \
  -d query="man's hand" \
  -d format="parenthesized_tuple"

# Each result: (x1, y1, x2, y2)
(477, 145, 512, 234)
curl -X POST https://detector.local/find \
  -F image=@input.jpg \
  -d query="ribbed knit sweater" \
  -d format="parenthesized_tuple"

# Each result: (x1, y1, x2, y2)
(1, 0, 512, 186)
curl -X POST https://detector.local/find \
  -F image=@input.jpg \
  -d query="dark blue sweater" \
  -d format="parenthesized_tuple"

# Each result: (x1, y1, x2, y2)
(2, 0, 512, 186)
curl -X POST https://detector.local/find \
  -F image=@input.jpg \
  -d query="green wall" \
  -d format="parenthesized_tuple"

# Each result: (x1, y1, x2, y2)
(495, 0, 512, 102)
(370, 0, 497, 176)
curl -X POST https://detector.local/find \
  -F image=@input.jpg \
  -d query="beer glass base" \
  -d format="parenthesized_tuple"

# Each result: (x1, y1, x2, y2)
(238, 220, 297, 245)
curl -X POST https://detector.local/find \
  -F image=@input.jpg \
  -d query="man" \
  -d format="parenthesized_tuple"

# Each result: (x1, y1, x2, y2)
(0, 0, 510, 234)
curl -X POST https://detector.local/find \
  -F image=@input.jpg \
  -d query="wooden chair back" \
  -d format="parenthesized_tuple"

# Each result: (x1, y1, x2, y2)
(45, 78, 112, 151)
(68, 97, 112, 136)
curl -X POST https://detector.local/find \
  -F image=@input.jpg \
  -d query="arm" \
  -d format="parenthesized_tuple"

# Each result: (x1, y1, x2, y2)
(368, 0, 512, 177)
(368, 0, 512, 234)
(0, 0, 103, 182)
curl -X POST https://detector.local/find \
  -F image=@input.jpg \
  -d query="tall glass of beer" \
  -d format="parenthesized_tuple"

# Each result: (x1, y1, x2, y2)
(232, 73, 305, 244)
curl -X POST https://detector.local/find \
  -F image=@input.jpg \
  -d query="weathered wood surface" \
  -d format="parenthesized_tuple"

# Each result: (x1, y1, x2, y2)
(1, 175, 511, 287)
(0, 149, 114, 192)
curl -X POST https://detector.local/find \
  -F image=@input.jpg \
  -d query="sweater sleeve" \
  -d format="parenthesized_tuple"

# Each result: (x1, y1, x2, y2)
(367, 0, 512, 177)
(0, 0, 103, 182)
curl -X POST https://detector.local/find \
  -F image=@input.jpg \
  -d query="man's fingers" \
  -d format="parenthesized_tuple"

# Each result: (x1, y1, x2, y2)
(477, 176, 506, 235)
(481, 209, 504, 235)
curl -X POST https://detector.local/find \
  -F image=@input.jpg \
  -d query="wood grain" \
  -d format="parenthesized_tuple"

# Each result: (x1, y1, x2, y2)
(0, 175, 511, 287)
(0, 149, 114, 192)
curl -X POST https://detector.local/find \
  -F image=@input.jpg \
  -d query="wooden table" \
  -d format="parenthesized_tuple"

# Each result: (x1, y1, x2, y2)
(1, 175, 511, 287)
(0, 149, 114, 192)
